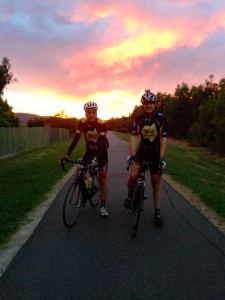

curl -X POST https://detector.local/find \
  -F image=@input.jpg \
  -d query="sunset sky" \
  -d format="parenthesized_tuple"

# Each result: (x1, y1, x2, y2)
(1, 0, 225, 120)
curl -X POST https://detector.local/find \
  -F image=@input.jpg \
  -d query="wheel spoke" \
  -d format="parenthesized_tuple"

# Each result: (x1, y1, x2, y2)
(63, 181, 82, 228)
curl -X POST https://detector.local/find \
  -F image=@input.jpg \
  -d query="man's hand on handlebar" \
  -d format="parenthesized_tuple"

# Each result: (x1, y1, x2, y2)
(158, 159, 167, 170)
(59, 156, 68, 167)
(127, 155, 136, 170)
(127, 155, 136, 163)
(91, 157, 97, 167)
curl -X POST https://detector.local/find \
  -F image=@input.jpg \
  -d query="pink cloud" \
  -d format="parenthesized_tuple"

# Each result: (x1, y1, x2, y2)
(1, 0, 225, 117)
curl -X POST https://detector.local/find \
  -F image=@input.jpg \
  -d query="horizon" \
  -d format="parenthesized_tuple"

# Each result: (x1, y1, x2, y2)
(14, 111, 130, 121)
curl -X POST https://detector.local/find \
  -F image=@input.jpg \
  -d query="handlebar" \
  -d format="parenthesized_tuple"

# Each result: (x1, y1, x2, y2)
(127, 159, 134, 171)
(127, 160, 155, 171)
(60, 159, 97, 172)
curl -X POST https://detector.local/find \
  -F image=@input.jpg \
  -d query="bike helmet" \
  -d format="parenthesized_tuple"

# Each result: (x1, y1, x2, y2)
(83, 101, 98, 111)
(141, 89, 158, 104)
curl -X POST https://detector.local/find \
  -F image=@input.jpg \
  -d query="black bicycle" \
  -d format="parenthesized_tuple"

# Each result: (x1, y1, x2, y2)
(61, 159, 100, 228)
(127, 160, 154, 238)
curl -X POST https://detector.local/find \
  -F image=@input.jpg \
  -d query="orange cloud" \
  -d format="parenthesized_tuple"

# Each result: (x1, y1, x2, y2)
(97, 30, 178, 66)
(60, 2, 116, 23)
(2, 1, 225, 119)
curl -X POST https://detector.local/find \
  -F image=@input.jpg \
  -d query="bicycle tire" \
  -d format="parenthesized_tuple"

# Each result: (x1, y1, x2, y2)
(63, 181, 82, 228)
(131, 188, 139, 212)
(89, 175, 100, 207)
(132, 185, 144, 238)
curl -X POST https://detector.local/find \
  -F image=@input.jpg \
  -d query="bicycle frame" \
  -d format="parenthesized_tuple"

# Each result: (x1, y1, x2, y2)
(67, 160, 100, 201)
(131, 172, 145, 210)
(127, 160, 154, 237)
(62, 159, 100, 228)
(74, 163, 100, 203)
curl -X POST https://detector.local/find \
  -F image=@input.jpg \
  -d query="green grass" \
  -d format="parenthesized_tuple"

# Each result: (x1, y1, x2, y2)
(1, 132, 225, 247)
(0, 139, 85, 247)
(115, 132, 225, 220)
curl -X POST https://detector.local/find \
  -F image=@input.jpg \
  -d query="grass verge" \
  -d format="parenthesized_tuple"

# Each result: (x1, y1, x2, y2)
(114, 132, 225, 221)
(1, 132, 225, 247)
(0, 140, 85, 247)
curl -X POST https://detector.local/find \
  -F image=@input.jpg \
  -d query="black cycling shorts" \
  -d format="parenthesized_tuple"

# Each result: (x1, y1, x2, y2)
(134, 161, 160, 175)
(135, 148, 160, 175)
(82, 150, 108, 172)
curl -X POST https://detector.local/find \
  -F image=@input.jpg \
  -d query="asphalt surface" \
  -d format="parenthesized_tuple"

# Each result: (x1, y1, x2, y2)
(0, 131, 225, 300)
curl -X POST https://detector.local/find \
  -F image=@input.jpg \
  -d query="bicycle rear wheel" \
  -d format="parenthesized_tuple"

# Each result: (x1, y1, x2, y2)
(89, 175, 100, 207)
(132, 186, 144, 238)
(63, 181, 82, 228)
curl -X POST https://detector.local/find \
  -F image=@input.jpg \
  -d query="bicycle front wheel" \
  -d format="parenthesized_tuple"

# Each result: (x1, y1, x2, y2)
(132, 203, 141, 238)
(63, 181, 82, 228)
(132, 186, 144, 238)
(89, 176, 100, 207)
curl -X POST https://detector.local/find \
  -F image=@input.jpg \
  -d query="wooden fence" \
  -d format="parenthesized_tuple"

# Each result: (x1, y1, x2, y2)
(0, 127, 69, 157)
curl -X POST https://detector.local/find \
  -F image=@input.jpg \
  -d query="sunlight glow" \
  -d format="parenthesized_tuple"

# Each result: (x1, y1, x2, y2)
(5, 90, 140, 120)
(5, 91, 84, 119)
(98, 30, 177, 65)
(86, 90, 140, 119)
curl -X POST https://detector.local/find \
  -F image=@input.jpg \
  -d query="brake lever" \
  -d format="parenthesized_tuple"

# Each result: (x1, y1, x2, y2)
(62, 163, 67, 172)
(127, 160, 133, 171)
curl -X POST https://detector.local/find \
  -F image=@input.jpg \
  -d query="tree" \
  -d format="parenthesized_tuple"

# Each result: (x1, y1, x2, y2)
(164, 83, 193, 139)
(27, 116, 45, 127)
(0, 96, 19, 127)
(0, 57, 17, 96)
(212, 94, 225, 153)
(45, 116, 79, 134)
(54, 110, 68, 118)
(188, 97, 215, 147)
(174, 82, 190, 100)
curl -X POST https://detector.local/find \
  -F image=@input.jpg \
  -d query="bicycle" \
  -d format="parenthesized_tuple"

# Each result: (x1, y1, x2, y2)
(127, 160, 154, 238)
(61, 159, 101, 228)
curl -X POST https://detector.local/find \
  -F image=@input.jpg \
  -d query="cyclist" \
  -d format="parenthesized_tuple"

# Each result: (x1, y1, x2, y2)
(124, 89, 168, 225)
(60, 101, 109, 217)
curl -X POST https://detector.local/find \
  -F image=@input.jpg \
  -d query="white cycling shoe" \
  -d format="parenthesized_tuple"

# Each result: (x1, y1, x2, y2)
(100, 206, 108, 217)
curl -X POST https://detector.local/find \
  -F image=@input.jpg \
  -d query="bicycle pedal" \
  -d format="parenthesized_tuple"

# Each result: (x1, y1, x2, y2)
(76, 201, 86, 208)
(82, 199, 87, 207)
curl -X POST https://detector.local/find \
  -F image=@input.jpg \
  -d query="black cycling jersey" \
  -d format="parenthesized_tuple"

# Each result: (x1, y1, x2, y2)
(66, 117, 108, 168)
(132, 112, 168, 162)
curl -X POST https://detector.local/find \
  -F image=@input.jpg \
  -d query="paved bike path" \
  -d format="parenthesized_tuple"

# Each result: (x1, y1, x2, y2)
(0, 131, 225, 299)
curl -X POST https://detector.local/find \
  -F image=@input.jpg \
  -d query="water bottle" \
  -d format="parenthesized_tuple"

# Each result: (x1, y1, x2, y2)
(84, 177, 93, 189)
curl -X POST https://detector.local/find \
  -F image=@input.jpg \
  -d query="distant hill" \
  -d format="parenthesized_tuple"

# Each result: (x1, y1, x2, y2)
(15, 113, 49, 125)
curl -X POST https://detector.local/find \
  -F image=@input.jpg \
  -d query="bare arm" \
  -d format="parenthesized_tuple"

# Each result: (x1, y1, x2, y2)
(66, 133, 80, 158)
(159, 137, 167, 160)
(130, 135, 139, 156)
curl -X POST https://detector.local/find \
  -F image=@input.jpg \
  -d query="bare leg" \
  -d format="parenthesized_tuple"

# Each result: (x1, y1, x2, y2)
(151, 173, 161, 208)
(99, 169, 107, 200)
(98, 169, 109, 217)
(151, 173, 163, 225)
(127, 164, 140, 196)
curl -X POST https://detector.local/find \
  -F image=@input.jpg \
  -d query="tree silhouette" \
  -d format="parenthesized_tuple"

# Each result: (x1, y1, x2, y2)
(0, 57, 17, 96)
(0, 96, 19, 127)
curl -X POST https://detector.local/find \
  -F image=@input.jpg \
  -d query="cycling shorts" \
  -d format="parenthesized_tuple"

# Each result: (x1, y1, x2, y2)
(134, 159, 161, 175)
(82, 151, 108, 173)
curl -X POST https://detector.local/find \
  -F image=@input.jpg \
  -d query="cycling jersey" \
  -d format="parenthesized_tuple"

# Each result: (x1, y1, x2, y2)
(67, 117, 108, 169)
(132, 112, 168, 162)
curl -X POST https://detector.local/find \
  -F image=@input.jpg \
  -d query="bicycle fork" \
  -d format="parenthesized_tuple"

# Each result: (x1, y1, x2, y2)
(137, 178, 145, 211)
(76, 179, 87, 208)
